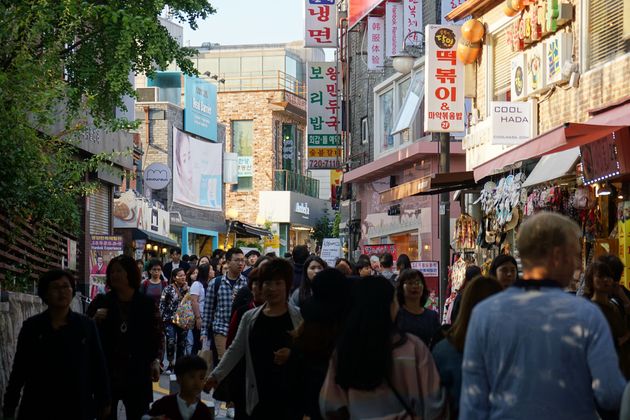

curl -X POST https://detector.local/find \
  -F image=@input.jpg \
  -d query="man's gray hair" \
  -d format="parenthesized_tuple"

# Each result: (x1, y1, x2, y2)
(517, 212, 581, 268)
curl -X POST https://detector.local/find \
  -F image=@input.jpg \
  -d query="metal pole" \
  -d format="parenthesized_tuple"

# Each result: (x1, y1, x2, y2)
(439, 132, 451, 312)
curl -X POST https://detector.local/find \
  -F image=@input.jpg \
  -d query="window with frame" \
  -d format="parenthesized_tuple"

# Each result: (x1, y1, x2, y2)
(587, 0, 630, 69)
(232, 120, 254, 191)
(379, 89, 394, 152)
(492, 27, 517, 100)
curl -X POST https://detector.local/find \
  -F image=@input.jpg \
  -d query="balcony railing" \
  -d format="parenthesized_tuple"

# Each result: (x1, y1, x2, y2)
(274, 170, 320, 198)
(218, 71, 305, 98)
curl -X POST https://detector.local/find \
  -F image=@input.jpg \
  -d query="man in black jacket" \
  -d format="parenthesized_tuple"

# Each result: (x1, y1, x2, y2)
(163, 247, 190, 281)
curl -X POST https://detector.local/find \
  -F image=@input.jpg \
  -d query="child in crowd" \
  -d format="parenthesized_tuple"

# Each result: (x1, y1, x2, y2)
(145, 355, 214, 420)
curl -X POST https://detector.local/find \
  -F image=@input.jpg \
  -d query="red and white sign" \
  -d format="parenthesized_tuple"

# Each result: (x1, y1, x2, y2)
(386, 2, 404, 57)
(305, 0, 337, 48)
(411, 260, 439, 291)
(424, 24, 465, 133)
(404, 0, 423, 47)
(362, 244, 398, 261)
(367, 16, 385, 70)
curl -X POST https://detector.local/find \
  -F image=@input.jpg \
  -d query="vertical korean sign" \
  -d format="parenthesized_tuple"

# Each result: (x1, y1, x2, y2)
(404, 0, 423, 46)
(305, 0, 337, 48)
(424, 24, 464, 132)
(386, 2, 404, 58)
(307, 62, 340, 169)
(367, 16, 385, 70)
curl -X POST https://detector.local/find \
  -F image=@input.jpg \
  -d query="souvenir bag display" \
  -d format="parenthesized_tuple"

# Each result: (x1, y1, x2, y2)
(173, 293, 195, 330)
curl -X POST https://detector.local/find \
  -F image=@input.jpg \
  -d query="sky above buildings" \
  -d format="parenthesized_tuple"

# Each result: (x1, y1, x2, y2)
(183, 0, 303, 46)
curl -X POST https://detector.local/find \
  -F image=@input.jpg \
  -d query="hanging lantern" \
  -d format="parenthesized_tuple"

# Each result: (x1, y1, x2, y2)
(457, 40, 482, 65)
(504, 0, 520, 16)
(461, 19, 485, 43)
(511, 0, 524, 11)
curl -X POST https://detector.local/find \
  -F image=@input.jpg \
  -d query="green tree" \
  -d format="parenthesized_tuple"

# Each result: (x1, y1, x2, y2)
(331, 211, 341, 238)
(0, 1, 215, 235)
(312, 215, 332, 248)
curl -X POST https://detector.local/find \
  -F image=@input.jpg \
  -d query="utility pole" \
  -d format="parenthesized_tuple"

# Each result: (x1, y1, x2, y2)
(439, 132, 450, 310)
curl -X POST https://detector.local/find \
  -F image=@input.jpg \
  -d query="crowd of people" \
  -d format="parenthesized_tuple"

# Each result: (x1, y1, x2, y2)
(4, 212, 630, 419)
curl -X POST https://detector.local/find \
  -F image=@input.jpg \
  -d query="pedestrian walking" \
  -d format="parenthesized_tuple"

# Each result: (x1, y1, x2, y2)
(198, 255, 211, 267)
(201, 248, 248, 361)
(136, 259, 148, 281)
(395, 269, 441, 347)
(231, 255, 273, 315)
(369, 254, 382, 274)
(190, 263, 214, 355)
(242, 249, 260, 277)
(141, 258, 168, 308)
(3, 270, 110, 420)
(355, 258, 372, 277)
(397, 253, 412, 272)
(291, 245, 310, 292)
(598, 254, 630, 320)
(583, 260, 630, 378)
(449, 265, 482, 324)
(290, 255, 327, 309)
(460, 212, 627, 419)
(88, 255, 163, 420)
(379, 253, 397, 284)
(293, 268, 352, 420)
(320, 276, 446, 419)
(488, 254, 518, 289)
(334, 257, 354, 277)
(204, 258, 302, 419)
(146, 355, 214, 420)
(431, 276, 502, 418)
(163, 247, 191, 282)
(160, 267, 190, 374)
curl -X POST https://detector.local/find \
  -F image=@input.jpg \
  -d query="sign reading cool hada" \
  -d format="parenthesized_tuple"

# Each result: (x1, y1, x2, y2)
(490, 101, 532, 145)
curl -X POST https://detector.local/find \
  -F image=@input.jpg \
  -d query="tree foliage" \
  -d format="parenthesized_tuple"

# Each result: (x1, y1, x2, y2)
(0, 1, 215, 234)
(312, 215, 332, 248)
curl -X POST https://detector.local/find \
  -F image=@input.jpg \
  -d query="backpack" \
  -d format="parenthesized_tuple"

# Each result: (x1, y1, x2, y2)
(173, 293, 195, 330)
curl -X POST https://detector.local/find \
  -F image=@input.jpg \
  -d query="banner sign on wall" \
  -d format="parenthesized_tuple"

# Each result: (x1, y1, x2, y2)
(89, 235, 123, 299)
(307, 62, 340, 170)
(114, 190, 170, 236)
(404, 0, 423, 47)
(173, 126, 222, 211)
(424, 24, 465, 133)
(490, 101, 532, 145)
(386, 2, 404, 57)
(184, 76, 217, 141)
(362, 244, 398, 262)
(367, 16, 385, 70)
(305, 0, 337, 48)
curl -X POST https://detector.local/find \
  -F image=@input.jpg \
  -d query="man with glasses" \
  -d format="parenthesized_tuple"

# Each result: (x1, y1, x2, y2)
(201, 248, 247, 360)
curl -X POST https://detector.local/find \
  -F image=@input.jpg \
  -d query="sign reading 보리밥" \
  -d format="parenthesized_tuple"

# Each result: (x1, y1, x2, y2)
(424, 24, 465, 133)
(307, 62, 340, 170)
(305, 0, 337, 48)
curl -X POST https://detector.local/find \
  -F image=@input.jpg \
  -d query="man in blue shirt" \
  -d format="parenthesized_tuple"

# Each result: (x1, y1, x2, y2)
(460, 212, 627, 419)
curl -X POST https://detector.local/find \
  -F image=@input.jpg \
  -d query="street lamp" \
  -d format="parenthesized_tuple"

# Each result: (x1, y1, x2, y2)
(392, 31, 425, 75)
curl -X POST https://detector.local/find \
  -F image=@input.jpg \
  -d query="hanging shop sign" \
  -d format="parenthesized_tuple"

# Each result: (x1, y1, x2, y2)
(510, 53, 527, 101)
(307, 62, 340, 170)
(367, 16, 385, 70)
(580, 134, 621, 185)
(114, 190, 170, 236)
(403, 0, 423, 47)
(490, 101, 532, 145)
(424, 24, 465, 133)
(144, 162, 172, 190)
(411, 260, 439, 292)
(386, 2, 404, 58)
(305, 0, 337, 48)
(526, 43, 547, 96)
(545, 32, 572, 86)
(184, 76, 217, 141)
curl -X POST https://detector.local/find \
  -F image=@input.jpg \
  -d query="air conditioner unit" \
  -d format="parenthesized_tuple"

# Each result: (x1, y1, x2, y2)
(136, 87, 159, 102)
(350, 200, 361, 221)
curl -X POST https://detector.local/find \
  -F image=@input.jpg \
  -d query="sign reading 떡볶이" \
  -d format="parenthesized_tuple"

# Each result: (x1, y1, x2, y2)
(305, 0, 337, 48)
(424, 24, 465, 133)
(307, 62, 340, 170)
(367, 16, 385, 70)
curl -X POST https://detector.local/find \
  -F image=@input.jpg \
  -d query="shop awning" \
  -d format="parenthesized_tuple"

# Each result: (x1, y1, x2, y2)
(132, 229, 179, 247)
(231, 221, 273, 238)
(522, 147, 581, 188)
(349, 0, 386, 28)
(344, 141, 464, 184)
(380, 171, 476, 203)
(473, 123, 627, 181)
